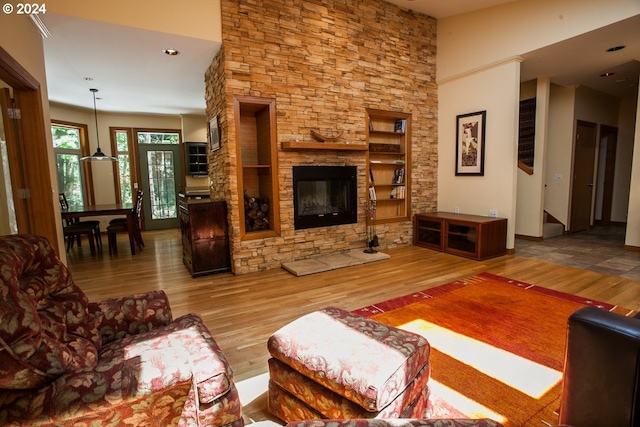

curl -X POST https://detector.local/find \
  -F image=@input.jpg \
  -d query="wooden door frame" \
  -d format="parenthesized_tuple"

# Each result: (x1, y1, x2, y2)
(0, 46, 59, 251)
(133, 127, 183, 231)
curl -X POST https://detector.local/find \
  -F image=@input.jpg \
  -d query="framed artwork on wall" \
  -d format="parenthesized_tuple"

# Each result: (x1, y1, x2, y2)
(455, 110, 486, 176)
(209, 115, 221, 152)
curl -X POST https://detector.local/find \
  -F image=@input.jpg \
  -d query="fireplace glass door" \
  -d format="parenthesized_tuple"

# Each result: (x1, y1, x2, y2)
(293, 166, 357, 230)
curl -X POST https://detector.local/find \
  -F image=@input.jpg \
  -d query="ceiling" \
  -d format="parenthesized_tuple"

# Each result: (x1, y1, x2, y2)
(40, 13, 219, 115)
(39, 1, 639, 116)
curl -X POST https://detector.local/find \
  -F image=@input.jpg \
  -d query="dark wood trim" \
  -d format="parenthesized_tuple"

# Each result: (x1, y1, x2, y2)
(518, 160, 533, 175)
(514, 234, 543, 242)
(0, 46, 39, 90)
(281, 141, 367, 151)
(13, 88, 58, 249)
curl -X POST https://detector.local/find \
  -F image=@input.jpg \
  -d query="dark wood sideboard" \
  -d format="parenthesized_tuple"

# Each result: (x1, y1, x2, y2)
(179, 199, 230, 277)
(414, 212, 507, 260)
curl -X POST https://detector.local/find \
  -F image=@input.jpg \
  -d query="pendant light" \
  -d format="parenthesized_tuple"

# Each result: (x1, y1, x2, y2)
(81, 88, 117, 161)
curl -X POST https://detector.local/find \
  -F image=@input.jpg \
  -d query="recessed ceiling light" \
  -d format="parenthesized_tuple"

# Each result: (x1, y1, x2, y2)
(163, 49, 180, 56)
(606, 45, 626, 52)
(600, 72, 615, 77)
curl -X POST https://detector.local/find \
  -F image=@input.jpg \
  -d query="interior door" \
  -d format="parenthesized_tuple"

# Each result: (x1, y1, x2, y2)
(569, 121, 597, 232)
(138, 143, 182, 230)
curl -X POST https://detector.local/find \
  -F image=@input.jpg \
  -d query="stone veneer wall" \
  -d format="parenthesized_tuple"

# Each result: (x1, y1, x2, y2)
(205, 0, 438, 274)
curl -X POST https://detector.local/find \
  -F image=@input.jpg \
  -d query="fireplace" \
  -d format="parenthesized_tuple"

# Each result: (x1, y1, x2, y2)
(293, 166, 358, 230)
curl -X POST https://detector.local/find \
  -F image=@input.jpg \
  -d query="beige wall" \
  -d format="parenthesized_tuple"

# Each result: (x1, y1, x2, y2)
(47, 0, 222, 42)
(627, 85, 640, 247)
(50, 103, 185, 230)
(516, 77, 550, 238)
(438, 59, 521, 249)
(0, 13, 64, 257)
(437, 0, 640, 82)
(181, 114, 210, 190)
(437, 0, 639, 246)
(615, 97, 637, 224)
(574, 86, 626, 227)
(544, 84, 576, 228)
(50, 102, 184, 201)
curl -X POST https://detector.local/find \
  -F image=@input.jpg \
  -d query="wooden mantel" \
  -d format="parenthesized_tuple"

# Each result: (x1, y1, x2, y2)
(281, 141, 368, 151)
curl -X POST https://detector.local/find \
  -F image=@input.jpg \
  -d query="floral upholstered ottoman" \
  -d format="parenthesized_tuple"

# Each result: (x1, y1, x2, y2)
(267, 307, 431, 422)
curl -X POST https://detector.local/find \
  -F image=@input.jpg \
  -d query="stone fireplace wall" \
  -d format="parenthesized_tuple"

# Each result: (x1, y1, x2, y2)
(206, 0, 438, 274)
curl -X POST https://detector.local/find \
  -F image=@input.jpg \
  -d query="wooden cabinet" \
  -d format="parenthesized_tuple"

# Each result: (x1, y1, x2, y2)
(234, 95, 280, 239)
(179, 199, 230, 277)
(366, 108, 411, 223)
(414, 212, 507, 260)
(185, 142, 208, 176)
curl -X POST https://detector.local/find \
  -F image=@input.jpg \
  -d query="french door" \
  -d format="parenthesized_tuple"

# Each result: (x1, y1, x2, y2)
(137, 131, 182, 230)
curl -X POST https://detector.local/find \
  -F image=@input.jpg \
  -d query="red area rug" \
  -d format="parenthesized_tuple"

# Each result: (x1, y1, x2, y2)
(354, 272, 636, 427)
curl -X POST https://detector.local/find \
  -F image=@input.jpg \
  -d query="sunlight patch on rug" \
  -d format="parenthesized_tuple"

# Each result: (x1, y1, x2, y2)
(428, 379, 507, 423)
(402, 319, 562, 399)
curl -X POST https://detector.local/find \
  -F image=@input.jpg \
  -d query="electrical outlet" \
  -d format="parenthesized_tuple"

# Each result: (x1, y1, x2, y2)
(454, 206, 460, 214)
(489, 209, 498, 218)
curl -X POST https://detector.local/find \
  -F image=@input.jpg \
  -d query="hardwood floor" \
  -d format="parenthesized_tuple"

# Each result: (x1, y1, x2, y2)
(65, 228, 640, 423)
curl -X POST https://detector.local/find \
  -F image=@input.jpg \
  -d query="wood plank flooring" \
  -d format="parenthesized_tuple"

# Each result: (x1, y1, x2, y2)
(65, 228, 640, 423)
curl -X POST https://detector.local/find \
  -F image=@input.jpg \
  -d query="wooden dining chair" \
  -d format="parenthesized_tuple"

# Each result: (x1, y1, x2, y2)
(59, 193, 102, 247)
(59, 193, 101, 255)
(108, 190, 143, 228)
(107, 190, 145, 255)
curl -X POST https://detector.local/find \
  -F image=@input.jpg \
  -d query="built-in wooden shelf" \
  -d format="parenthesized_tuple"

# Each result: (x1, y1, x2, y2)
(366, 108, 411, 223)
(281, 141, 368, 151)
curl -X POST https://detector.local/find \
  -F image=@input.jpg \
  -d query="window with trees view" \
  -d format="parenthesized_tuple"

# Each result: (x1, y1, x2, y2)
(112, 129, 133, 204)
(51, 122, 89, 208)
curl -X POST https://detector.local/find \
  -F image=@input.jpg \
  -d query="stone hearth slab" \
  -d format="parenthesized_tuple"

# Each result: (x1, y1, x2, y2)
(282, 250, 390, 276)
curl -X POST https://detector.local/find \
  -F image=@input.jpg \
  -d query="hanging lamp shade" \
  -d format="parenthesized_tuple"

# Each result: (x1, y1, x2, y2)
(81, 88, 118, 162)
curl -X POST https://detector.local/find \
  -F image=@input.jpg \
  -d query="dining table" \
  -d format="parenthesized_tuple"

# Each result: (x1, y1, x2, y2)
(61, 203, 137, 255)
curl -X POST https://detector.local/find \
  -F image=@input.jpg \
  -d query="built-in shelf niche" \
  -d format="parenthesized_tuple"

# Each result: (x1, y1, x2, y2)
(234, 95, 280, 239)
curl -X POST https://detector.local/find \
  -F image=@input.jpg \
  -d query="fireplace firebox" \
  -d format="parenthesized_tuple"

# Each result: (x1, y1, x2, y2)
(293, 166, 357, 230)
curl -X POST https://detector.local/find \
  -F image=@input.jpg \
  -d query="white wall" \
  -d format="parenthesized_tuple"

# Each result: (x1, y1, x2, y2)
(438, 59, 521, 249)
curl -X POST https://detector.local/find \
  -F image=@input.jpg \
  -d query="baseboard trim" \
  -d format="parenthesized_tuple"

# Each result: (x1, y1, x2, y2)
(624, 245, 640, 252)
(515, 234, 543, 242)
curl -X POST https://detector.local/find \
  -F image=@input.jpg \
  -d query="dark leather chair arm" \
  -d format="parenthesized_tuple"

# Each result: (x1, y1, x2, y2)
(559, 306, 640, 427)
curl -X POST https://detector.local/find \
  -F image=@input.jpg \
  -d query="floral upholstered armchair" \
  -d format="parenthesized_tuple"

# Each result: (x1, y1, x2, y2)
(0, 234, 244, 427)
